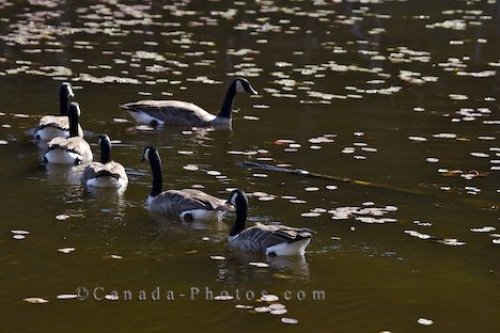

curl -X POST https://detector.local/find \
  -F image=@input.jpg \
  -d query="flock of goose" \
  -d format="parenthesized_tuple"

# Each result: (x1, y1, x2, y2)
(32, 79, 314, 257)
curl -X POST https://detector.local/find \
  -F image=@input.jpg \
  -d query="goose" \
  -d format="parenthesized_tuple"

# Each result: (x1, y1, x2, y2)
(44, 102, 93, 165)
(120, 77, 257, 128)
(227, 189, 314, 256)
(34, 82, 83, 140)
(142, 146, 233, 220)
(81, 135, 128, 188)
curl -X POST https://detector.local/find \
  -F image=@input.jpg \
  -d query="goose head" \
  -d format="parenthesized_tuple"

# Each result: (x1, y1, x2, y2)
(61, 82, 74, 98)
(98, 134, 111, 163)
(234, 78, 258, 95)
(98, 134, 110, 146)
(59, 82, 74, 116)
(227, 189, 249, 237)
(141, 146, 159, 162)
(227, 189, 248, 210)
(141, 146, 163, 199)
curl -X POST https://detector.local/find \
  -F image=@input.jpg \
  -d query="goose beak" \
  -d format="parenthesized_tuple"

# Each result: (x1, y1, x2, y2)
(141, 157, 146, 162)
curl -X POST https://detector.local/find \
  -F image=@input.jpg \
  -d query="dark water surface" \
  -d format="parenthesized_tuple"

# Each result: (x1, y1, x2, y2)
(0, 0, 499, 332)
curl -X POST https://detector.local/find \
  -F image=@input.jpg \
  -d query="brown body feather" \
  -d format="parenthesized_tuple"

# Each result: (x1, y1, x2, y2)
(230, 222, 314, 253)
(121, 100, 218, 126)
(148, 188, 232, 217)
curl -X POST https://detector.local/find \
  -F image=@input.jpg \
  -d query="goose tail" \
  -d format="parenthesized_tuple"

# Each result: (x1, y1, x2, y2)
(266, 238, 312, 256)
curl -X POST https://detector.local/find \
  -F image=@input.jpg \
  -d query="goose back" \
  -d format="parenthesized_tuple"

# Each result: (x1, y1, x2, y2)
(45, 136, 93, 164)
(148, 188, 230, 219)
(121, 100, 215, 126)
(81, 161, 127, 188)
(229, 223, 313, 255)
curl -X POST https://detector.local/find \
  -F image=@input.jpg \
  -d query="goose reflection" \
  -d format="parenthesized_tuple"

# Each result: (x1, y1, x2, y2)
(44, 162, 86, 186)
(82, 185, 128, 219)
(214, 251, 310, 282)
(148, 212, 229, 231)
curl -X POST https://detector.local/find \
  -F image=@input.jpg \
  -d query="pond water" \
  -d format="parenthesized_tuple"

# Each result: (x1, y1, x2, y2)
(0, 0, 499, 332)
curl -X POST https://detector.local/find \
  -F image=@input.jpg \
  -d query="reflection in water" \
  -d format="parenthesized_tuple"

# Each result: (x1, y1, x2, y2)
(33, 139, 49, 160)
(149, 211, 229, 232)
(215, 251, 310, 283)
(44, 162, 86, 186)
(83, 185, 128, 219)
(267, 255, 310, 279)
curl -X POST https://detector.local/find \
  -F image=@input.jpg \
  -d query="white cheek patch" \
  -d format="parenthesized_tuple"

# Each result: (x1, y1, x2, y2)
(235, 80, 245, 92)
(230, 193, 238, 206)
(143, 148, 150, 161)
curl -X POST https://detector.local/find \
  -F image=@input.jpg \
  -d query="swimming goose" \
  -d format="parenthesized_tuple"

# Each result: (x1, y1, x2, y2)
(120, 77, 258, 128)
(81, 135, 128, 188)
(142, 146, 232, 220)
(34, 82, 83, 140)
(44, 102, 93, 165)
(227, 189, 314, 256)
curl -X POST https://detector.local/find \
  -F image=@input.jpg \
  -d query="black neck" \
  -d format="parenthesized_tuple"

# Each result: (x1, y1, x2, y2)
(100, 139, 111, 163)
(149, 152, 163, 197)
(229, 202, 247, 236)
(68, 110, 79, 138)
(217, 83, 237, 119)
(59, 88, 70, 116)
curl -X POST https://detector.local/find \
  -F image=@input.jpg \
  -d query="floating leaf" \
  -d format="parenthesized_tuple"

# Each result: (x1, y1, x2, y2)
(24, 297, 49, 304)
(418, 318, 434, 326)
(301, 212, 321, 218)
(214, 295, 234, 301)
(249, 262, 269, 268)
(254, 306, 271, 313)
(271, 308, 288, 315)
(281, 317, 298, 324)
(183, 164, 199, 171)
(470, 226, 495, 233)
(11, 230, 29, 235)
(260, 294, 279, 302)
(57, 294, 78, 300)
(58, 247, 76, 254)
(408, 136, 427, 142)
(55, 214, 70, 221)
